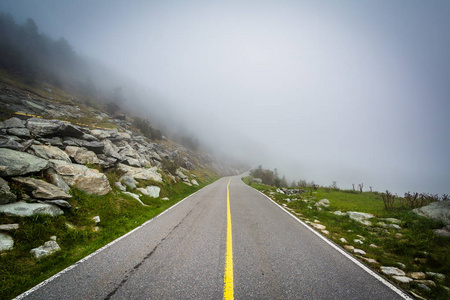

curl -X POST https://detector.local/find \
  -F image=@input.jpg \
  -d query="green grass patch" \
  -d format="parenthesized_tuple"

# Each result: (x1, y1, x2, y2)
(243, 177, 450, 299)
(0, 176, 217, 300)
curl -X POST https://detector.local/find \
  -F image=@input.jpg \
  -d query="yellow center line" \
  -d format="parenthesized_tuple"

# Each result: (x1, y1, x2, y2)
(224, 179, 234, 299)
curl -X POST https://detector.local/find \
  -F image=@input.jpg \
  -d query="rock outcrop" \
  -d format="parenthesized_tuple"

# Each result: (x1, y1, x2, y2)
(413, 200, 450, 225)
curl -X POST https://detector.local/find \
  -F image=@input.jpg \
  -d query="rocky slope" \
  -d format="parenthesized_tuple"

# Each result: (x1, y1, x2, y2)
(0, 81, 240, 255)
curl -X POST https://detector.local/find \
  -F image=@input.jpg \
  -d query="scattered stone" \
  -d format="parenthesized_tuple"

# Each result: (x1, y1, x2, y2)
(433, 228, 450, 238)
(344, 245, 354, 251)
(353, 249, 366, 255)
(314, 199, 330, 207)
(0, 224, 19, 231)
(354, 239, 364, 245)
(146, 186, 160, 198)
(0, 177, 17, 204)
(310, 223, 326, 230)
(417, 283, 431, 293)
(65, 222, 76, 230)
(347, 211, 374, 226)
(395, 233, 403, 238)
(115, 181, 126, 191)
(122, 191, 147, 206)
(0, 148, 49, 176)
(380, 218, 402, 225)
(392, 276, 413, 284)
(396, 262, 406, 269)
(369, 244, 379, 248)
(12, 177, 71, 200)
(415, 280, 436, 287)
(0, 201, 64, 217)
(121, 175, 137, 189)
(137, 187, 149, 196)
(380, 266, 406, 276)
(339, 238, 347, 243)
(333, 211, 347, 216)
(321, 230, 329, 235)
(191, 179, 199, 186)
(0, 233, 14, 251)
(161, 197, 170, 201)
(409, 272, 426, 280)
(360, 257, 378, 264)
(92, 216, 100, 223)
(30, 236, 61, 259)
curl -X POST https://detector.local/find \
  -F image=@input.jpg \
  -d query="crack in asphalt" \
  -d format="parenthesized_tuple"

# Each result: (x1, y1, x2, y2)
(103, 206, 197, 300)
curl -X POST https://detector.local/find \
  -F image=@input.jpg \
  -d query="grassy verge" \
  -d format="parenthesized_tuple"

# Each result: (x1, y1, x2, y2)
(243, 177, 450, 300)
(0, 176, 217, 300)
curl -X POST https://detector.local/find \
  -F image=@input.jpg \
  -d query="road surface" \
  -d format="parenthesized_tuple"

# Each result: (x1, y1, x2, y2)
(16, 176, 409, 299)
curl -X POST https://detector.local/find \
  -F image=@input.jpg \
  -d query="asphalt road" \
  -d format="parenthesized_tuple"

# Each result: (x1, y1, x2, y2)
(16, 176, 409, 299)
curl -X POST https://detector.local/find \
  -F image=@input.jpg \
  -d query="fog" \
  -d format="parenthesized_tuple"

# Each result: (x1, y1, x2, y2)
(1, 0, 449, 194)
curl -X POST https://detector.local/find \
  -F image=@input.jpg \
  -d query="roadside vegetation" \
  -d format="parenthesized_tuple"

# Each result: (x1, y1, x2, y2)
(0, 171, 217, 300)
(243, 173, 450, 300)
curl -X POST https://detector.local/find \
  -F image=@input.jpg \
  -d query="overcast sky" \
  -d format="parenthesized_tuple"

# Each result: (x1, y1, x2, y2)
(1, 0, 449, 194)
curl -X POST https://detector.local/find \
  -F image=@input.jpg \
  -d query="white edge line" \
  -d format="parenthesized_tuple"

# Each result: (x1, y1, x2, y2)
(247, 186, 413, 300)
(13, 186, 209, 300)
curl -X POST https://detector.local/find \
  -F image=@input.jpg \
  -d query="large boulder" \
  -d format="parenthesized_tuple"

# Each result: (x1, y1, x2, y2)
(146, 186, 161, 198)
(0, 177, 17, 204)
(1, 117, 25, 128)
(30, 144, 71, 163)
(413, 201, 450, 225)
(65, 146, 101, 165)
(26, 118, 84, 138)
(12, 177, 71, 200)
(50, 160, 111, 195)
(347, 211, 374, 226)
(0, 233, 14, 251)
(0, 201, 64, 217)
(0, 148, 49, 176)
(117, 163, 162, 182)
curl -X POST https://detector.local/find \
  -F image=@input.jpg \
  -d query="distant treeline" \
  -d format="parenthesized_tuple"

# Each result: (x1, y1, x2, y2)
(250, 165, 288, 188)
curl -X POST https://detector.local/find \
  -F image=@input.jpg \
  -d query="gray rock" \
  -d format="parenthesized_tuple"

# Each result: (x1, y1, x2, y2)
(121, 175, 137, 189)
(381, 266, 406, 276)
(0, 137, 23, 150)
(137, 187, 149, 196)
(122, 191, 147, 206)
(115, 181, 126, 191)
(0, 201, 64, 217)
(97, 154, 117, 169)
(191, 179, 199, 186)
(2, 117, 25, 128)
(92, 216, 100, 223)
(418, 283, 431, 292)
(38, 137, 63, 147)
(27, 118, 84, 138)
(44, 200, 71, 209)
(0, 233, 14, 251)
(353, 249, 366, 255)
(80, 133, 98, 141)
(117, 163, 162, 182)
(0, 223, 19, 231)
(46, 169, 71, 193)
(347, 211, 374, 226)
(146, 186, 161, 198)
(30, 144, 71, 163)
(7, 127, 30, 138)
(0, 177, 17, 204)
(433, 228, 450, 237)
(30, 237, 61, 259)
(315, 199, 330, 207)
(101, 139, 123, 160)
(65, 146, 101, 165)
(123, 157, 141, 167)
(12, 177, 71, 200)
(425, 272, 446, 282)
(252, 178, 263, 184)
(333, 211, 347, 216)
(413, 200, 450, 225)
(90, 128, 119, 140)
(392, 276, 413, 284)
(0, 148, 49, 176)
(49, 160, 111, 195)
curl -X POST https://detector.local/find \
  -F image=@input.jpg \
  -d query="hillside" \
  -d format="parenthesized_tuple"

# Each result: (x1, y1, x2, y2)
(0, 72, 241, 299)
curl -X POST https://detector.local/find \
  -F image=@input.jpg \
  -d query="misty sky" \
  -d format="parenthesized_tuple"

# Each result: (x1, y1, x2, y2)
(1, 0, 449, 194)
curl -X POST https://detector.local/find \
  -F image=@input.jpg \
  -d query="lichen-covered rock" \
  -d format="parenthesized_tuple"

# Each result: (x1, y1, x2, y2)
(0, 201, 64, 217)
(30, 236, 61, 259)
(12, 177, 71, 200)
(0, 233, 14, 251)
(413, 200, 450, 225)
(49, 160, 111, 195)
(0, 148, 49, 176)
(0, 177, 17, 204)
(29, 144, 71, 163)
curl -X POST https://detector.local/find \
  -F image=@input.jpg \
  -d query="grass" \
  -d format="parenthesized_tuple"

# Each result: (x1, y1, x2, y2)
(243, 177, 450, 300)
(0, 175, 217, 300)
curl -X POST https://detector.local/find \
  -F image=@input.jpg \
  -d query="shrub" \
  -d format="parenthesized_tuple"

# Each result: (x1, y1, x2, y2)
(381, 190, 396, 209)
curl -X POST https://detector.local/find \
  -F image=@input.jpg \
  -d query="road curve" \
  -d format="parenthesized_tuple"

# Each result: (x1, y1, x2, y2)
(16, 176, 409, 299)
